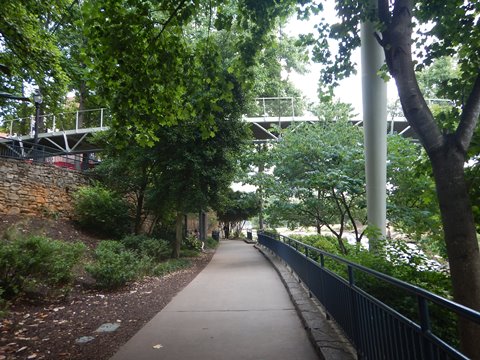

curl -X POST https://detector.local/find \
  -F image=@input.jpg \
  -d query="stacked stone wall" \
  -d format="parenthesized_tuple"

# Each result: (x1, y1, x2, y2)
(0, 158, 89, 218)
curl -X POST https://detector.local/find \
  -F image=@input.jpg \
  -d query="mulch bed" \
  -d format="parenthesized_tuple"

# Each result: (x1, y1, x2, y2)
(0, 215, 214, 360)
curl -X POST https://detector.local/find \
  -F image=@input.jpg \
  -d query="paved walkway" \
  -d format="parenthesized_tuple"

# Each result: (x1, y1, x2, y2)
(111, 240, 320, 360)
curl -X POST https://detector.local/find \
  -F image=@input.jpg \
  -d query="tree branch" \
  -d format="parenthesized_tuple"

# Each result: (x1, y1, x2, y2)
(381, 0, 444, 154)
(341, 191, 361, 242)
(377, 0, 390, 26)
(456, 72, 480, 153)
(148, 0, 189, 60)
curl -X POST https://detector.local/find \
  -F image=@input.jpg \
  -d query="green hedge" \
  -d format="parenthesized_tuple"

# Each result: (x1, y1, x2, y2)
(0, 235, 86, 299)
(85, 241, 139, 289)
(120, 234, 171, 261)
(73, 185, 132, 238)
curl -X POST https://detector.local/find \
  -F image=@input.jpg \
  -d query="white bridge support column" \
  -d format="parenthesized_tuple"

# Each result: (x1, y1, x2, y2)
(361, 2, 387, 250)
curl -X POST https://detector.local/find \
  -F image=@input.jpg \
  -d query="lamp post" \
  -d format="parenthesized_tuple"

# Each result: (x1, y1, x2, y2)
(33, 89, 43, 160)
(33, 89, 43, 144)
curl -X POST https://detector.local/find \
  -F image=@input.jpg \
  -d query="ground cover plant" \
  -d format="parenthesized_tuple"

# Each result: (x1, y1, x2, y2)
(292, 234, 457, 347)
(0, 231, 86, 306)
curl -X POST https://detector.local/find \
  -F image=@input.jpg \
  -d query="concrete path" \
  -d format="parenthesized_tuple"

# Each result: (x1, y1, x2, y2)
(111, 240, 320, 360)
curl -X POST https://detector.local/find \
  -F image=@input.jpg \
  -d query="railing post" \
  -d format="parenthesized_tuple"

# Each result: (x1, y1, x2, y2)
(53, 115, 56, 132)
(291, 97, 295, 119)
(9, 120, 13, 136)
(348, 265, 355, 286)
(418, 296, 433, 359)
(75, 111, 79, 131)
(348, 264, 362, 357)
(100, 108, 104, 128)
(30, 115, 34, 136)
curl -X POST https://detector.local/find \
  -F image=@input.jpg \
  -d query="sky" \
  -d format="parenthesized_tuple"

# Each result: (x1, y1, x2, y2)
(284, 8, 399, 118)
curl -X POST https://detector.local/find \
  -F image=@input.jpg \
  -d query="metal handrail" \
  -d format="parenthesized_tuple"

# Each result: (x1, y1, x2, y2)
(282, 233, 477, 321)
(258, 231, 480, 359)
(0, 136, 94, 170)
(1, 108, 110, 137)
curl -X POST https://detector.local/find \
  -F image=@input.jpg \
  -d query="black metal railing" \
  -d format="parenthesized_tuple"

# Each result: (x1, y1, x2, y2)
(0, 137, 94, 171)
(258, 231, 480, 360)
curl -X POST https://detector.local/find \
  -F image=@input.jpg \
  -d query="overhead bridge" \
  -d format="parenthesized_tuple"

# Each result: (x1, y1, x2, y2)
(0, 108, 109, 155)
(0, 98, 415, 158)
(246, 115, 414, 142)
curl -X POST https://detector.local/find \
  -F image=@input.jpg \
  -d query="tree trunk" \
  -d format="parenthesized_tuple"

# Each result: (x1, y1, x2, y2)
(430, 146, 480, 358)
(377, 1, 480, 355)
(173, 212, 183, 259)
(134, 191, 145, 235)
(316, 219, 321, 234)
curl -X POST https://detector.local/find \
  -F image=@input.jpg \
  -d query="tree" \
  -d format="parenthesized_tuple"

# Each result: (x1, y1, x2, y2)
(80, 0, 296, 145)
(92, 137, 158, 235)
(0, 0, 73, 116)
(386, 135, 444, 253)
(267, 121, 366, 253)
(216, 190, 261, 237)
(300, 0, 480, 355)
(149, 115, 249, 257)
(312, 98, 358, 122)
(246, 32, 310, 118)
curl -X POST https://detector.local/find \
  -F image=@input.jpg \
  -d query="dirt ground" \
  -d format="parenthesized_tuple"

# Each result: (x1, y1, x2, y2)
(0, 215, 214, 360)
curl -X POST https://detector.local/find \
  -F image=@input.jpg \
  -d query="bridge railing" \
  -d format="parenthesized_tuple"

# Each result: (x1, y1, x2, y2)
(258, 231, 480, 360)
(0, 136, 95, 170)
(1, 108, 110, 137)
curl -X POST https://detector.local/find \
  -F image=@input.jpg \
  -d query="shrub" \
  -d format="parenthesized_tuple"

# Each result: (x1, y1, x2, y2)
(180, 249, 201, 258)
(85, 241, 139, 289)
(290, 234, 456, 346)
(293, 234, 341, 255)
(0, 235, 86, 299)
(182, 235, 202, 252)
(73, 185, 132, 238)
(152, 259, 191, 276)
(0, 288, 7, 317)
(205, 236, 219, 249)
(120, 234, 171, 260)
(139, 238, 171, 260)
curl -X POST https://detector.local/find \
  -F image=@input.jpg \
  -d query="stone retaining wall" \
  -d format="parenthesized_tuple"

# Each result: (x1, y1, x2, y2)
(0, 158, 89, 218)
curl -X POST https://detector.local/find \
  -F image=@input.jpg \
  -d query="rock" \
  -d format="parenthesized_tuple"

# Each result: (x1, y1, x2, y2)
(75, 336, 95, 344)
(95, 323, 120, 333)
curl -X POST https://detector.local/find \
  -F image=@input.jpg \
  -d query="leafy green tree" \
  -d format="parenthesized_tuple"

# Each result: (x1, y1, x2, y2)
(312, 98, 358, 122)
(80, 0, 296, 145)
(295, 0, 480, 354)
(235, 142, 279, 230)
(267, 121, 366, 253)
(92, 138, 158, 235)
(0, 0, 72, 117)
(216, 190, 261, 236)
(246, 32, 309, 118)
(417, 56, 459, 100)
(149, 109, 249, 257)
(386, 135, 444, 254)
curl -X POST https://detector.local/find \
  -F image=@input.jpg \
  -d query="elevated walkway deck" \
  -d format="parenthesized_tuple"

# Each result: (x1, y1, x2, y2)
(111, 240, 351, 360)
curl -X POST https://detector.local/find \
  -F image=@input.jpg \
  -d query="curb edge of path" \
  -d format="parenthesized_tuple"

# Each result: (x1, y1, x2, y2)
(254, 244, 357, 360)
